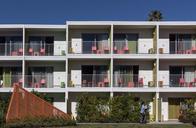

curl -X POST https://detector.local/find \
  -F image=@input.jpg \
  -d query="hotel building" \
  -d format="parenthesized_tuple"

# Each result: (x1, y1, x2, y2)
(0, 21, 195, 122)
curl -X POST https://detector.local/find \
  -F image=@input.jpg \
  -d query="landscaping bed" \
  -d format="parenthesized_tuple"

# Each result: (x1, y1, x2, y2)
(64, 123, 193, 128)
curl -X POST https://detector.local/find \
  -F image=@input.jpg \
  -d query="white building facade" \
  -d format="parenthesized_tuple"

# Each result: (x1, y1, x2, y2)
(0, 21, 196, 122)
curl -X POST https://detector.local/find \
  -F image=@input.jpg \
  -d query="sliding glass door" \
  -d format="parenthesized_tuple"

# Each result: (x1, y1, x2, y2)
(81, 65, 108, 87)
(170, 66, 196, 87)
(169, 34, 192, 54)
(113, 34, 138, 54)
(82, 34, 108, 54)
(28, 67, 53, 88)
(113, 65, 139, 87)
(28, 36, 54, 55)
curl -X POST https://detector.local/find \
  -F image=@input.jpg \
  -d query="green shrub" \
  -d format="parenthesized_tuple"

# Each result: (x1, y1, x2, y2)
(76, 94, 109, 122)
(31, 90, 53, 103)
(179, 98, 196, 126)
(5, 116, 76, 128)
(109, 95, 143, 123)
(0, 96, 10, 127)
(76, 94, 149, 123)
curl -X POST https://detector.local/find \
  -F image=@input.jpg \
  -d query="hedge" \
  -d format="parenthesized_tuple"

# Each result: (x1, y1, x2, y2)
(76, 94, 149, 123)
(5, 116, 76, 128)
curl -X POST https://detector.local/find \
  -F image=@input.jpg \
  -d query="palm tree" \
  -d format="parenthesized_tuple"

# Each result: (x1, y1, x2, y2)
(148, 10, 163, 21)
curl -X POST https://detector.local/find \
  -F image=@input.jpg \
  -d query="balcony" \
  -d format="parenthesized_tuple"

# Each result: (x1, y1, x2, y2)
(113, 41, 155, 54)
(69, 41, 110, 54)
(25, 43, 66, 56)
(0, 75, 22, 88)
(160, 74, 196, 87)
(113, 74, 154, 87)
(159, 41, 196, 54)
(0, 43, 23, 56)
(69, 74, 110, 87)
(25, 75, 65, 88)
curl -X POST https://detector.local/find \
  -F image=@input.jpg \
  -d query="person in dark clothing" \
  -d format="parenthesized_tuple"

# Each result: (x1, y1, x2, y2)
(140, 101, 148, 123)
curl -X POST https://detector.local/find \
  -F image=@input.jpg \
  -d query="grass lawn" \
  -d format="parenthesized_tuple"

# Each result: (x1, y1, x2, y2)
(65, 123, 193, 128)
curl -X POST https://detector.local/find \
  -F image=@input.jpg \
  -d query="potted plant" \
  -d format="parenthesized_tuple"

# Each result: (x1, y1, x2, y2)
(61, 82, 65, 88)
(69, 80, 74, 87)
(61, 50, 66, 55)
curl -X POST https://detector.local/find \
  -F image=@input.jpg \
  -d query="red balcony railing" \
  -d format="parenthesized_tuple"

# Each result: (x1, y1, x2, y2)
(69, 74, 110, 87)
(69, 41, 110, 54)
(0, 75, 22, 88)
(0, 43, 23, 56)
(113, 74, 146, 87)
(169, 74, 196, 87)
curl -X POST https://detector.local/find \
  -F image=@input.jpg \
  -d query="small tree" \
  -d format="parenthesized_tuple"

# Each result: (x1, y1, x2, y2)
(76, 94, 98, 122)
(148, 10, 163, 21)
(109, 95, 142, 123)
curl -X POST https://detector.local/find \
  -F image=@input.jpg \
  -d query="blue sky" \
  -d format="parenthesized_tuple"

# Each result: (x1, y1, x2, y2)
(0, 0, 195, 24)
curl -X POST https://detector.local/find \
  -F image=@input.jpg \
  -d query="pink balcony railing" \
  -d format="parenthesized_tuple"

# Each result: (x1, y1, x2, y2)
(169, 74, 196, 87)
(113, 74, 146, 87)
(0, 75, 22, 88)
(69, 74, 110, 87)
(0, 43, 23, 56)
(25, 75, 56, 88)
(69, 41, 110, 54)
(159, 41, 196, 54)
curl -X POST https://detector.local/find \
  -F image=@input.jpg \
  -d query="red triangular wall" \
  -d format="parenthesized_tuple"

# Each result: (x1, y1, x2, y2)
(6, 85, 70, 122)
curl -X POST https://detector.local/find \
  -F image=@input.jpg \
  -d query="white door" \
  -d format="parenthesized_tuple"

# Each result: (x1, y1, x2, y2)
(72, 39, 82, 53)
(138, 39, 153, 54)
(53, 72, 66, 87)
(71, 102, 77, 119)
(71, 70, 81, 87)
(54, 41, 66, 55)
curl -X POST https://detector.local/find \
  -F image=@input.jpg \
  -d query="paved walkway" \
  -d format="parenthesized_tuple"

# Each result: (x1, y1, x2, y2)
(149, 120, 184, 124)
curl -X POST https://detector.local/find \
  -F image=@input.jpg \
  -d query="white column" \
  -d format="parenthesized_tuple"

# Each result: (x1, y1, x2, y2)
(65, 24, 69, 114)
(66, 24, 69, 55)
(155, 24, 160, 122)
(65, 91, 68, 113)
(110, 91, 113, 98)
(110, 24, 114, 92)
(111, 24, 113, 55)
(65, 59, 68, 88)
(156, 24, 159, 88)
(110, 58, 113, 88)
(22, 26, 25, 88)
(65, 25, 69, 90)
(155, 92, 160, 122)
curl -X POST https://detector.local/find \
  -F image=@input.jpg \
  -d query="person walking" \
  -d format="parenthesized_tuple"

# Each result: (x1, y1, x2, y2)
(140, 101, 147, 123)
